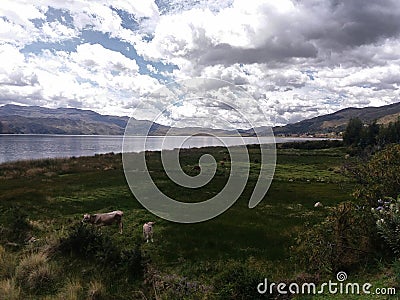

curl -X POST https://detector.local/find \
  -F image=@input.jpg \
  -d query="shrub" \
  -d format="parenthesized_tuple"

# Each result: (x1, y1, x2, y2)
(121, 247, 145, 280)
(213, 260, 269, 300)
(6, 207, 32, 244)
(372, 196, 400, 255)
(346, 144, 400, 206)
(58, 223, 120, 264)
(292, 202, 378, 275)
(0, 278, 21, 300)
(15, 252, 56, 292)
(58, 223, 144, 279)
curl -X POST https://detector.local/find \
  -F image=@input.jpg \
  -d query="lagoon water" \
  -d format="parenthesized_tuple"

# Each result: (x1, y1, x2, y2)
(0, 134, 317, 164)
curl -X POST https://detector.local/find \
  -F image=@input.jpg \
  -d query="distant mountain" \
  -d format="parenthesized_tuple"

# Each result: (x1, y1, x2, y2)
(2, 102, 399, 137)
(0, 105, 131, 135)
(272, 102, 400, 136)
(0, 104, 251, 136)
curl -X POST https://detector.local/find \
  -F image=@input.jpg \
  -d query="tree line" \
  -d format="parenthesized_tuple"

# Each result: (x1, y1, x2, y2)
(343, 116, 400, 149)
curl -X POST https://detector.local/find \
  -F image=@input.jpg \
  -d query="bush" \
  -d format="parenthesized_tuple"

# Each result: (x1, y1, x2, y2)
(58, 223, 144, 279)
(121, 247, 145, 280)
(213, 260, 269, 300)
(58, 223, 120, 264)
(3, 207, 32, 245)
(372, 196, 400, 255)
(292, 202, 378, 275)
(15, 252, 56, 293)
(346, 144, 400, 205)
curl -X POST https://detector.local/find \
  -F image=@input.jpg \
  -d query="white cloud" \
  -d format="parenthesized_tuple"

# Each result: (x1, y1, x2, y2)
(1, 0, 400, 127)
(0, 42, 162, 116)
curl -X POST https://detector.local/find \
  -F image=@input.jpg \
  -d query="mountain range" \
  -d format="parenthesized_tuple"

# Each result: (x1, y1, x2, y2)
(272, 101, 400, 136)
(0, 104, 252, 136)
(0, 102, 400, 136)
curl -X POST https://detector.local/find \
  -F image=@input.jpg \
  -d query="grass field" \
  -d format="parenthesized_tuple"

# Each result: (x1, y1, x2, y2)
(1, 144, 395, 299)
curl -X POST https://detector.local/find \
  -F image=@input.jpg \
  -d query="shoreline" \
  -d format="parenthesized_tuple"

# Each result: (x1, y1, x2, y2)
(0, 139, 343, 166)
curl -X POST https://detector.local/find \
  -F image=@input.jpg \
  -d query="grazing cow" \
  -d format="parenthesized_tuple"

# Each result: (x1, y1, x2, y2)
(314, 202, 323, 208)
(82, 210, 124, 234)
(143, 222, 155, 243)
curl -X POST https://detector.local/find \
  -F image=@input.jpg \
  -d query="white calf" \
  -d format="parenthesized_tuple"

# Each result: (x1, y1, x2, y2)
(143, 222, 155, 243)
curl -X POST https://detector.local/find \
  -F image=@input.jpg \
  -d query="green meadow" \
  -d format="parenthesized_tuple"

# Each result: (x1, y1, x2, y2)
(1, 144, 391, 299)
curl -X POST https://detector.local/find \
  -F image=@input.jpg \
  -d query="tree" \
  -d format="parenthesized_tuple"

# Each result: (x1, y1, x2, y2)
(343, 117, 363, 146)
(349, 144, 400, 205)
(366, 120, 379, 146)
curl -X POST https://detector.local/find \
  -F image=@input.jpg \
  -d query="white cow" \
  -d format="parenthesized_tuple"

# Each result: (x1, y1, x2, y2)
(143, 222, 155, 243)
(314, 202, 323, 208)
(82, 210, 124, 234)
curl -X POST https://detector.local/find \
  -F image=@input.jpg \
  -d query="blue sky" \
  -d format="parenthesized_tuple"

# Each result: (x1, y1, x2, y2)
(1, 0, 400, 127)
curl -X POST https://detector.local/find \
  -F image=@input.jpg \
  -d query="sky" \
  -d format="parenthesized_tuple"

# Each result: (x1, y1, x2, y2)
(1, 0, 400, 128)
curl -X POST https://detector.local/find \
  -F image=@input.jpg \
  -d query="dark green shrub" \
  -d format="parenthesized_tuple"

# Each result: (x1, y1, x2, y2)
(293, 202, 378, 275)
(58, 224, 144, 278)
(58, 224, 119, 264)
(347, 144, 400, 206)
(213, 260, 270, 300)
(9, 207, 32, 244)
(121, 247, 144, 280)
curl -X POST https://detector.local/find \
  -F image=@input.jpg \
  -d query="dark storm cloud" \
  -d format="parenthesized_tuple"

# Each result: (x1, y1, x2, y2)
(308, 0, 400, 49)
(198, 39, 317, 66)
(195, 0, 400, 67)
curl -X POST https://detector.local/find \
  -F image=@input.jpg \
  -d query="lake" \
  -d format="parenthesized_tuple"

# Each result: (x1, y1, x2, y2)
(0, 134, 323, 164)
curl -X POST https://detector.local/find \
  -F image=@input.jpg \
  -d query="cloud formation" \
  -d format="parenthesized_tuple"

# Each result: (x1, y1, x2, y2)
(1, 0, 400, 126)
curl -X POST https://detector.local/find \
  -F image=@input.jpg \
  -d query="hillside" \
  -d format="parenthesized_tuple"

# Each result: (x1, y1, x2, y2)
(273, 102, 400, 135)
(0, 105, 130, 135)
(1, 102, 400, 136)
(0, 104, 256, 136)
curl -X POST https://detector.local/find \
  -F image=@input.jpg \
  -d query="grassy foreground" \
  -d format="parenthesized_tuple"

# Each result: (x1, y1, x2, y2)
(0, 144, 372, 299)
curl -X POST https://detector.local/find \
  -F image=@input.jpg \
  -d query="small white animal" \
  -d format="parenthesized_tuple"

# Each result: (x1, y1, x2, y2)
(143, 222, 155, 243)
(314, 202, 323, 208)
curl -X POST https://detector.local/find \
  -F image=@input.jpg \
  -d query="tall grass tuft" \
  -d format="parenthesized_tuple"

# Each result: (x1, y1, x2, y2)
(0, 246, 16, 279)
(15, 252, 57, 293)
(87, 280, 106, 300)
(0, 278, 21, 300)
(58, 278, 83, 300)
